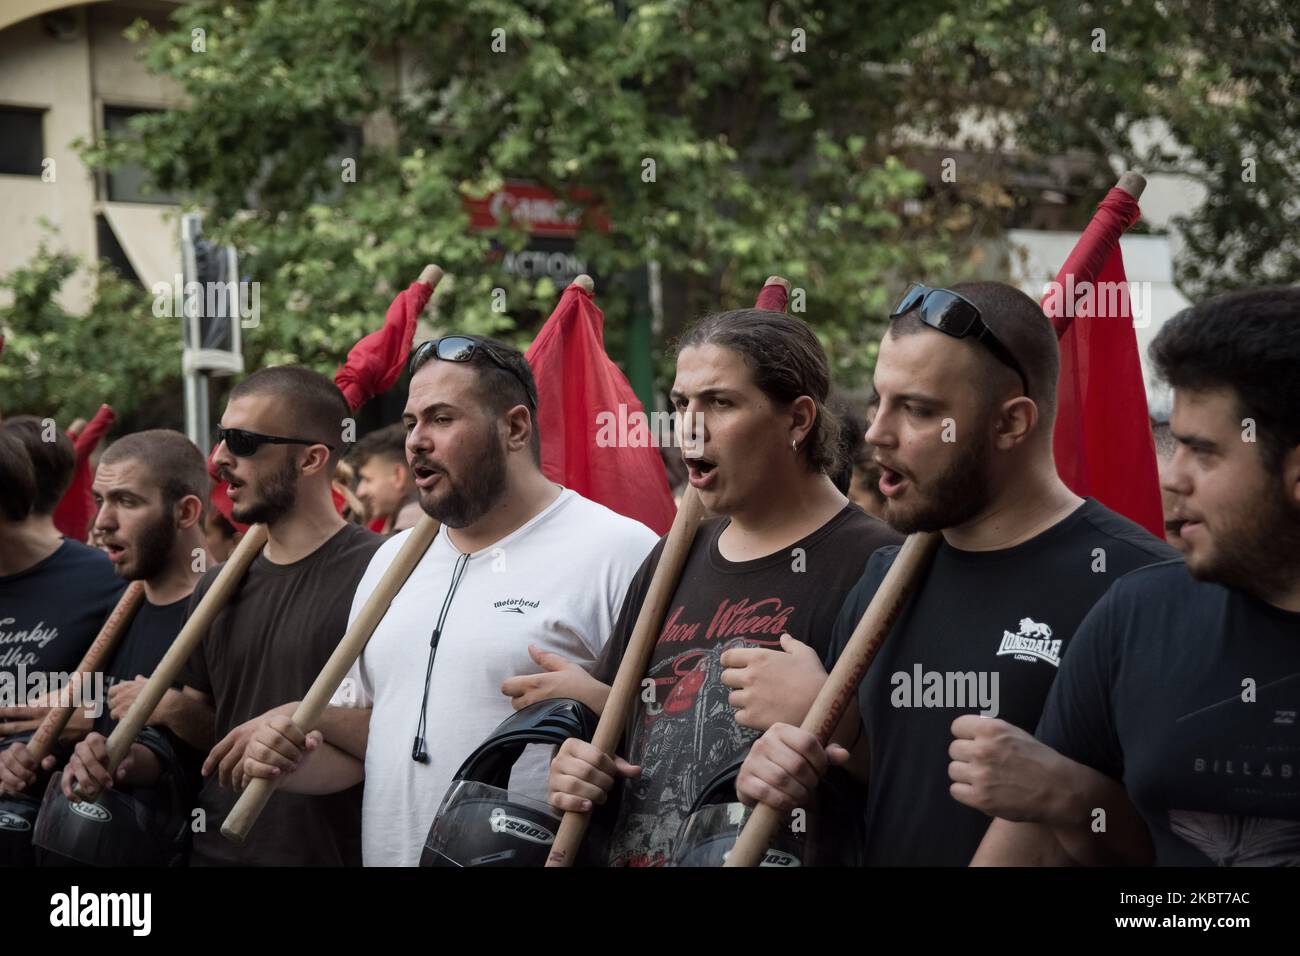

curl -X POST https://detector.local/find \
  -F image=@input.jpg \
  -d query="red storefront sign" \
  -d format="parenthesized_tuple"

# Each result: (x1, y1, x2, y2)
(463, 181, 611, 237)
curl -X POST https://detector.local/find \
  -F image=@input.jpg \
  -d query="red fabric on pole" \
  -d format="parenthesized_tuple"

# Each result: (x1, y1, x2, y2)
(207, 448, 249, 534)
(1047, 187, 1164, 539)
(755, 282, 789, 312)
(54, 404, 115, 541)
(524, 283, 676, 535)
(334, 280, 433, 413)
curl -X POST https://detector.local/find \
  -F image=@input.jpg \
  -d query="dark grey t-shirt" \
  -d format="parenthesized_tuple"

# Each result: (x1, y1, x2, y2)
(182, 523, 381, 866)
(1037, 560, 1300, 866)
(0, 539, 124, 679)
(595, 504, 901, 866)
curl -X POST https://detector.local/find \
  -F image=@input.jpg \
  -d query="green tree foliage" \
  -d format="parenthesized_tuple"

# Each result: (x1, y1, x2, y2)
(4, 0, 1294, 424)
(0, 242, 179, 426)
(905, 0, 1300, 297)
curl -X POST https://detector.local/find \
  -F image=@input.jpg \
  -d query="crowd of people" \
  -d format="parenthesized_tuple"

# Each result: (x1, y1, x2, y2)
(0, 277, 1296, 867)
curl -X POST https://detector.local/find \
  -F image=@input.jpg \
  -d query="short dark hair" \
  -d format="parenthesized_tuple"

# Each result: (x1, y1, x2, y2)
(1150, 286, 1300, 470)
(349, 423, 408, 470)
(228, 366, 352, 463)
(827, 390, 866, 495)
(677, 309, 844, 475)
(890, 281, 1060, 424)
(100, 429, 209, 513)
(0, 428, 36, 520)
(0, 415, 75, 514)
(410, 336, 541, 462)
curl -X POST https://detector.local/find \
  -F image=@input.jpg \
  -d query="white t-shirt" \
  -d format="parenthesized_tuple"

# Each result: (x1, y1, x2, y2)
(330, 487, 658, 866)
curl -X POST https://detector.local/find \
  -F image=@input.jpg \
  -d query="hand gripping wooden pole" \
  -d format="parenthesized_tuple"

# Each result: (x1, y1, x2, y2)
(546, 486, 707, 866)
(70, 523, 269, 802)
(20, 580, 146, 773)
(724, 530, 941, 867)
(221, 514, 441, 842)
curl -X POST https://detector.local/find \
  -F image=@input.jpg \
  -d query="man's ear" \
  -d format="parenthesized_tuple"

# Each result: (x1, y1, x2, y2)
(1283, 443, 1300, 509)
(789, 395, 817, 449)
(299, 444, 333, 478)
(175, 493, 204, 531)
(503, 404, 533, 453)
(994, 395, 1039, 450)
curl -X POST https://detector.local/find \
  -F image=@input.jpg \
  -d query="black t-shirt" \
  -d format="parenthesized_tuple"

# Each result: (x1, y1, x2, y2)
(0, 539, 125, 679)
(594, 503, 901, 866)
(827, 498, 1178, 866)
(181, 522, 382, 866)
(1037, 560, 1300, 866)
(94, 597, 190, 738)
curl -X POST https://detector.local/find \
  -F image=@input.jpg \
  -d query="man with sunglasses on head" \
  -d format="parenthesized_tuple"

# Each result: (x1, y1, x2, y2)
(735, 281, 1178, 865)
(177, 367, 382, 864)
(236, 333, 658, 866)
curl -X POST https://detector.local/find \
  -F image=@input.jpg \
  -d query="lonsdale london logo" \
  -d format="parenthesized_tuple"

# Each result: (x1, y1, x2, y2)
(995, 618, 1062, 667)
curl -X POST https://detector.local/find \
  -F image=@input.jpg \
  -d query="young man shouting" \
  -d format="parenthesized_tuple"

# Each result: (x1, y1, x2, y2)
(736, 282, 1177, 865)
(238, 335, 657, 866)
(547, 309, 901, 866)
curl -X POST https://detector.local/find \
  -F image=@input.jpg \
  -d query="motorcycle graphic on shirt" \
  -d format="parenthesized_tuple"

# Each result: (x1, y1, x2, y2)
(608, 595, 794, 865)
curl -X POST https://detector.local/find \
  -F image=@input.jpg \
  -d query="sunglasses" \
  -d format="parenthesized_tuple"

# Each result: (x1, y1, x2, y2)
(216, 426, 335, 458)
(408, 335, 537, 410)
(889, 283, 1029, 394)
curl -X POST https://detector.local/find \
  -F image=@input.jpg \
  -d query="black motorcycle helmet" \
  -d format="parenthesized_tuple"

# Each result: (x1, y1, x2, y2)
(32, 726, 192, 867)
(420, 697, 601, 867)
(0, 731, 50, 868)
(670, 753, 864, 867)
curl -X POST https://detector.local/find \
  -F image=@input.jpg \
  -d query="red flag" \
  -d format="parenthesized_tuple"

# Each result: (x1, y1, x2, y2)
(754, 279, 789, 312)
(54, 404, 115, 541)
(525, 282, 676, 535)
(1045, 187, 1164, 538)
(334, 280, 433, 412)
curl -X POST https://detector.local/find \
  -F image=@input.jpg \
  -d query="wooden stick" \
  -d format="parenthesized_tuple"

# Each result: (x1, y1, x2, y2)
(71, 523, 269, 802)
(546, 486, 707, 866)
(23, 581, 146, 767)
(725, 530, 941, 866)
(221, 514, 442, 842)
(1115, 171, 1146, 199)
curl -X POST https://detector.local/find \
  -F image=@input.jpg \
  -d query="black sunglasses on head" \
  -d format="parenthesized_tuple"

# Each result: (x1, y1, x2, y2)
(216, 426, 335, 458)
(408, 334, 537, 410)
(889, 283, 1030, 394)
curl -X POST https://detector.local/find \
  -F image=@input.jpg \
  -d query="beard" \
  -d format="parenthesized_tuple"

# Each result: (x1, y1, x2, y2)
(230, 456, 299, 526)
(1185, 478, 1300, 598)
(883, 433, 994, 535)
(123, 506, 177, 581)
(416, 424, 509, 529)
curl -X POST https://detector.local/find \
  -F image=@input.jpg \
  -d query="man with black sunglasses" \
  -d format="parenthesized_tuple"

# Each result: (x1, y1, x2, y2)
(165, 366, 382, 865)
(736, 280, 1178, 865)
(236, 330, 657, 865)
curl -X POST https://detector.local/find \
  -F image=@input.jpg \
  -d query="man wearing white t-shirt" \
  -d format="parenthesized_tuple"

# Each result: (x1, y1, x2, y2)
(238, 333, 657, 865)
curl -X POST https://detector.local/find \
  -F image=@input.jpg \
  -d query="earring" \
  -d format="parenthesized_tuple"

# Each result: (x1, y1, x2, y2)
(791, 439, 798, 451)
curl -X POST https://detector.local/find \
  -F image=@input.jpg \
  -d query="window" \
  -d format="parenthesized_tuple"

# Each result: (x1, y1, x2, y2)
(95, 214, 141, 284)
(103, 106, 181, 204)
(0, 107, 45, 176)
